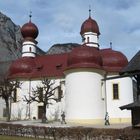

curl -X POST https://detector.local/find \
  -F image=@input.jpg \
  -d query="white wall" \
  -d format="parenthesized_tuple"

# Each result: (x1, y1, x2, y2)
(8, 74, 133, 123)
(22, 41, 36, 57)
(0, 98, 5, 120)
(82, 32, 98, 47)
(11, 79, 65, 120)
(65, 69, 104, 120)
(106, 77, 133, 119)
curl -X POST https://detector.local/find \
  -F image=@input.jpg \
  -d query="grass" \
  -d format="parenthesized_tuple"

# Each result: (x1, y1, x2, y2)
(0, 135, 47, 140)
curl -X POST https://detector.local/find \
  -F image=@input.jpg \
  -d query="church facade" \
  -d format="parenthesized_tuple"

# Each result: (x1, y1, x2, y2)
(2, 12, 133, 124)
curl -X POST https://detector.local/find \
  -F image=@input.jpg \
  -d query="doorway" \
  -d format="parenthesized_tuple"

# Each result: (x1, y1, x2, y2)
(38, 106, 43, 119)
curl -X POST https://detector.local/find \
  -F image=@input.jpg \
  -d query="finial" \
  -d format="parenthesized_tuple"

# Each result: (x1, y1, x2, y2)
(110, 42, 112, 49)
(29, 11, 32, 22)
(89, 5, 91, 17)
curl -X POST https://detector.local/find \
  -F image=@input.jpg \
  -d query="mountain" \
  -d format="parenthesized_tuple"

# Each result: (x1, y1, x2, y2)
(0, 12, 22, 61)
(0, 11, 22, 82)
(46, 43, 80, 54)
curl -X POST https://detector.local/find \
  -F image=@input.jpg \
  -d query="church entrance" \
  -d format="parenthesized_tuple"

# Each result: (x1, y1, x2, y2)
(38, 106, 43, 119)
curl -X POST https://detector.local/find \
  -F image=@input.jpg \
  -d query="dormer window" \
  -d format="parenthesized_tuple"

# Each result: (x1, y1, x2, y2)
(56, 64, 62, 70)
(36, 64, 43, 71)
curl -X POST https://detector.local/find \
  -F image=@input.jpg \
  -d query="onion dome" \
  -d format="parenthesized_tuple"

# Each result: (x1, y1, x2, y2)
(67, 44, 102, 70)
(21, 20, 39, 40)
(8, 57, 36, 77)
(80, 16, 100, 35)
(101, 48, 128, 72)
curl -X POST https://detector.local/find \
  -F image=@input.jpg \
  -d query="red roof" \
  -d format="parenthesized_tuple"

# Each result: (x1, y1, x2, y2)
(8, 47, 128, 79)
(101, 48, 128, 72)
(9, 57, 36, 76)
(67, 45, 102, 70)
(21, 21, 39, 40)
(80, 17, 100, 35)
(8, 53, 68, 79)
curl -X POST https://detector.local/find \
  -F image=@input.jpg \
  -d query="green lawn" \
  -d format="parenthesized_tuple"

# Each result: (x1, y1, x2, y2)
(0, 135, 47, 140)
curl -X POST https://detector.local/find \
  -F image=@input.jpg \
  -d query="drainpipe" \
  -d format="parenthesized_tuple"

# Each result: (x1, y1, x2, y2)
(104, 73, 108, 115)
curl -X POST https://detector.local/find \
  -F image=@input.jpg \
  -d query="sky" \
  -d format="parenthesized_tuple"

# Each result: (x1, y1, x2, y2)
(0, 0, 140, 60)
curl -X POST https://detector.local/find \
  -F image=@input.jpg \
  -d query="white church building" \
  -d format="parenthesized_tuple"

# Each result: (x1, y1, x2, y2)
(3, 11, 134, 124)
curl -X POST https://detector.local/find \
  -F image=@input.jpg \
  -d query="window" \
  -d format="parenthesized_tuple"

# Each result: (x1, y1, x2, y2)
(56, 64, 62, 70)
(29, 47, 32, 52)
(113, 83, 119, 100)
(87, 37, 89, 43)
(38, 88, 43, 102)
(57, 86, 62, 102)
(3, 108, 7, 117)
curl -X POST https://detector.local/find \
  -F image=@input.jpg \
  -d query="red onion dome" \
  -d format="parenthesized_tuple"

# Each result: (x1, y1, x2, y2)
(8, 57, 36, 76)
(67, 45, 102, 70)
(21, 21, 39, 39)
(80, 16, 100, 35)
(101, 48, 128, 72)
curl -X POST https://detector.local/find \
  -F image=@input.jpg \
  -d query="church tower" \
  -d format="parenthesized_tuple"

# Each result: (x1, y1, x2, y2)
(64, 9, 104, 124)
(80, 9, 100, 48)
(21, 14, 39, 57)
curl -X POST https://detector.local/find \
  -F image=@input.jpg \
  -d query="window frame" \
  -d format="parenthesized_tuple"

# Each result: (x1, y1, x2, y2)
(112, 83, 119, 100)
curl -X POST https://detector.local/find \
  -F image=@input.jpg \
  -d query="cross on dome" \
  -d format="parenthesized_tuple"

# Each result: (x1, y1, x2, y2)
(29, 11, 32, 22)
(110, 42, 113, 49)
(89, 5, 91, 17)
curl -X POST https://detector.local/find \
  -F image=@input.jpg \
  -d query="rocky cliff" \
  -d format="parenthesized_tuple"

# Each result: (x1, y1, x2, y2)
(0, 12, 22, 82)
(0, 12, 22, 61)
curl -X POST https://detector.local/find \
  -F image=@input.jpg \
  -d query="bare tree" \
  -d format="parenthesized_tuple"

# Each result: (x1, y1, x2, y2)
(23, 78, 63, 123)
(0, 79, 21, 122)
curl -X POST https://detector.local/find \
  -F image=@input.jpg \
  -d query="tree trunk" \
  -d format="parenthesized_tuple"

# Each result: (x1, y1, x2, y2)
(5, 99, 10, 122)
(42, 104, 47, 123)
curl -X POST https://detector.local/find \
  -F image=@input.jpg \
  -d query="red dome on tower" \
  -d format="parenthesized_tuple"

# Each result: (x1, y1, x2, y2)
(67, 45, 102, 70)
(21, 21, 39, 39)
(101, 48, 128, 72)
(80, 16, 100, 35)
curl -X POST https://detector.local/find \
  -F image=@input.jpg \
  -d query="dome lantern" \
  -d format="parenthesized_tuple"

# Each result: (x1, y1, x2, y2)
(80, 9, 100, 48)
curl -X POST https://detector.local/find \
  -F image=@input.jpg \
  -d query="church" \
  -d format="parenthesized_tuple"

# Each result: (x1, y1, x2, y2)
(5, 10, 133, 124)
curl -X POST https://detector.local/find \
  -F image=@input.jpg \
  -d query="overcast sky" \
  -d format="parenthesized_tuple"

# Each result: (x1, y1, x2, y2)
(0, 0, 140, 60)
